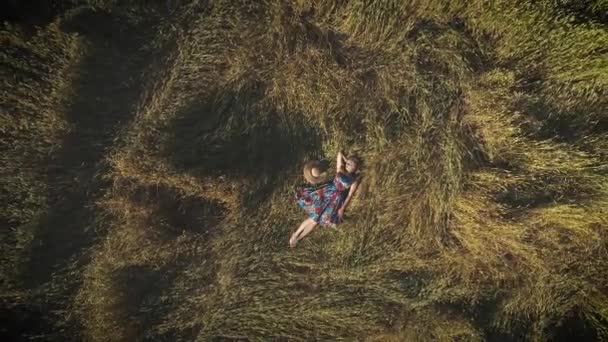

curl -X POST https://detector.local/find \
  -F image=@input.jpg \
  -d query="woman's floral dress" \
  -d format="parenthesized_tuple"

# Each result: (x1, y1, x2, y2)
(295, 172, 356, 226)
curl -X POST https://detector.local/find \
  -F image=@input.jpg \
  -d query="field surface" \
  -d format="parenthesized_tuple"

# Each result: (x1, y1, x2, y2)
(1, 1, 608, 341)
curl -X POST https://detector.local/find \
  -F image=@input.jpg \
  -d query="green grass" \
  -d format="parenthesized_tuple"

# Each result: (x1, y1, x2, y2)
(1, 0, 607, 341)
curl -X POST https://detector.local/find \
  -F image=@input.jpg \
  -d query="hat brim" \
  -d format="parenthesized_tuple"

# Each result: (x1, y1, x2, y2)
(303, 160, 330, 184)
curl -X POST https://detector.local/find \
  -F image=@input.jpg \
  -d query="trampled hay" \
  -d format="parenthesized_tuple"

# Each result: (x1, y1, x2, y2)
(2, 0, 607, 340)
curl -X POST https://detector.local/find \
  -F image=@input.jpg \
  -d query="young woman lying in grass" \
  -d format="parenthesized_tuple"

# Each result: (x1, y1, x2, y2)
(289, 151, 361, 248)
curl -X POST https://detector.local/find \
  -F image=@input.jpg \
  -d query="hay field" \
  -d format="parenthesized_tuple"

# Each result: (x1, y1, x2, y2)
(1, 1, 607, 340)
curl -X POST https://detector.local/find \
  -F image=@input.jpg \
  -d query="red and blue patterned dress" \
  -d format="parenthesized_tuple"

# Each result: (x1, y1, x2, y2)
(295, 172, 356, 226)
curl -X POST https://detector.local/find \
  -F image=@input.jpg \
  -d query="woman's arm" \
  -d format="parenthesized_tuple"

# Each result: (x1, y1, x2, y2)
(338, 180, 359, 217)
(336, 151, 346, 173)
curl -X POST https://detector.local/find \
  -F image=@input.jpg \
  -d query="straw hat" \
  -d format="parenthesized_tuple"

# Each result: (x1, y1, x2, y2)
(303, 160, 330, 184)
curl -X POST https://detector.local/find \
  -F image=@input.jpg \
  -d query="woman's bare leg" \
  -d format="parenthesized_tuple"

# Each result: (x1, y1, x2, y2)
(295, 219, 317, 242)
(293, 218, 318, 247)
(289, 218, 317, 247)
(289, 219, 310, 247)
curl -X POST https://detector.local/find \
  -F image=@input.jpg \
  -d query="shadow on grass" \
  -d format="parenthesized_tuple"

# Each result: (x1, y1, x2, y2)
(409, 18, 488, 74)
(15, 7, 161, 340)
(516, 98, 602, 142)
(110, 264, 196, 342)
(24, 7, 157, 286)
(548, 311, 603, 342)
(512, 71, 608, 143)
(100, 182, 220, 341)
(163, 82, 323, 208)
(130, 183, 227, 240)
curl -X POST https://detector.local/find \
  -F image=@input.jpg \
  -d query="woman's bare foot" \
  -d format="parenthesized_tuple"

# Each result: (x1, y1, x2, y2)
(289, 235, 298, 248)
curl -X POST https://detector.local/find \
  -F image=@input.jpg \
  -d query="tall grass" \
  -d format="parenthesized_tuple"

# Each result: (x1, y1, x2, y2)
(1, 21, 80, 297)
(2, 0, 607, 341)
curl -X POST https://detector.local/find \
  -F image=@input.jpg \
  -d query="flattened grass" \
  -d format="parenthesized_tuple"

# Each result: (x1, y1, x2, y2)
(2, 0, 607, 340)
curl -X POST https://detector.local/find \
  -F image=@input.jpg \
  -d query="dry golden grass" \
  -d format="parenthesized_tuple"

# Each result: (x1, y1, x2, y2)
(1, 21, 82, 300)
(2, 0, 607, 341)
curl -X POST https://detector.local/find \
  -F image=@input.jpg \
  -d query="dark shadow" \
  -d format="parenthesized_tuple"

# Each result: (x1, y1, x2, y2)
(551, 1, 608, 25)
(163, 82, 322, 208)
(301, 17, 352, 67)
(458, 108, 494, 175)
(114, 265, 168, 319)
(130, 184, 226, 240)
(1, 0, 58, 35)
(407, 18, 445, 40)
(511, 70, 608, 143)
(387, 270, 431, 299)
(273, 2, 352, 67)
(449, 16, 494, 72)
(1, 0, 172, 36)
(24, 7, 159, 287)
(210, 336, 250, 342)
(548, 310, 602, 342)
(13, 7, 163, 341)
(112, 264, 188, 342)
(0, 302, 57, 342)
(409, 18, 488, 74)
(496, 184, 555, 209)
(515, 99, 595, 142)
(494, 172, 596, 218)
(592, 117, 608, 135)
(438, 297, 533, 342)
(113, 184, 220, 341)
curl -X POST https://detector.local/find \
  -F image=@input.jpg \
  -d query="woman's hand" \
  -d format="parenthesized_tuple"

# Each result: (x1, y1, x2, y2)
(337, 207, 345, 219)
